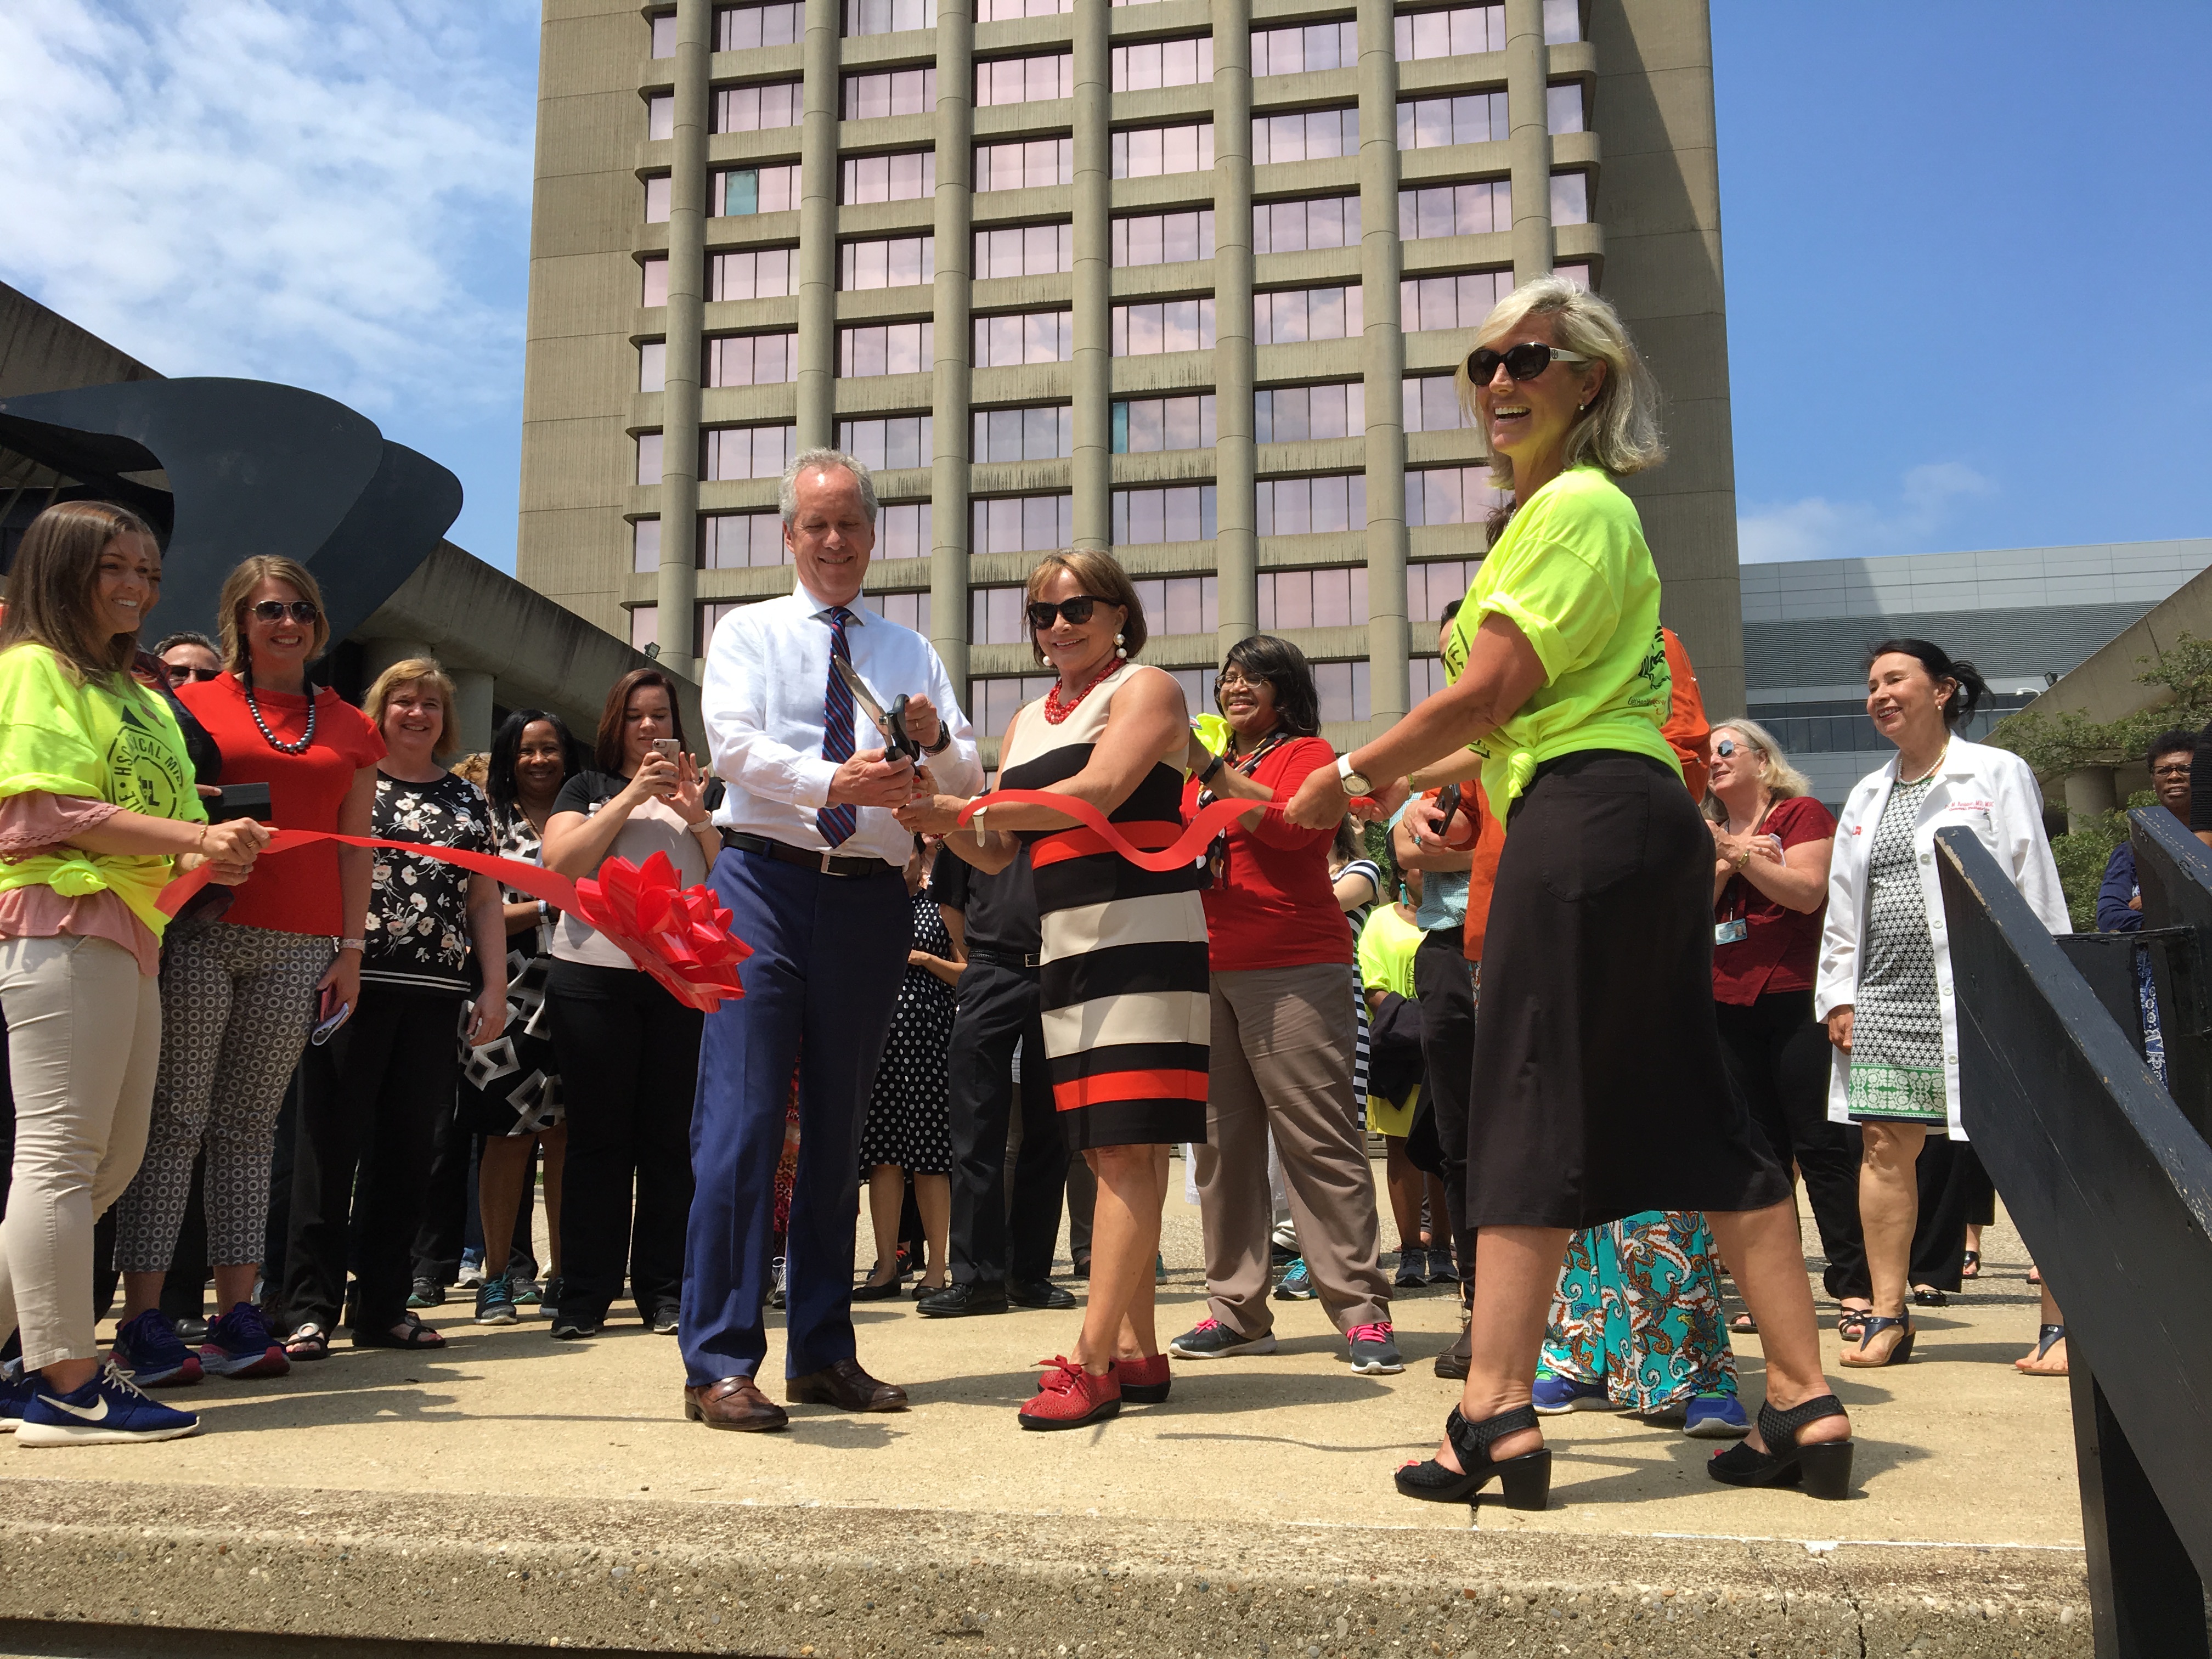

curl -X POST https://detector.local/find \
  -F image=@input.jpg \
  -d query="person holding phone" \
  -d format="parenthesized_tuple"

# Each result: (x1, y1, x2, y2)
(111, 557, 382, 1383)
(540, 668, 721, 1339)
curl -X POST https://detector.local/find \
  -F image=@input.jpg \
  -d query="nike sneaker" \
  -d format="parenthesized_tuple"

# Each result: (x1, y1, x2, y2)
(18, 1361, 201, 1446)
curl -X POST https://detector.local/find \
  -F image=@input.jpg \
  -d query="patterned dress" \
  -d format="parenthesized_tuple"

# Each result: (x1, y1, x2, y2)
(856, 890, 957, 1174)
(1539, 1211, 1738, 1410)
(459, 810, 565, 1137)
(1000, 661, 1210, 1150)
(1846, 775, 1947, 1125)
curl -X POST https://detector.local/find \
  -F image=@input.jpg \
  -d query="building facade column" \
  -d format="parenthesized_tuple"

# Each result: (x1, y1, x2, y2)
(1356, 0, 1409, 729)
(656, 0, 712, 678)
(929, 0, 977, 690)
(795, 0, 842, 450)
(1503, 0, 1553, 285)
(1069, 0, 1112, 552)
(448, 670, 498, 759)
(1209, 0, 1257, 651)
(2064, 765, 2119, 834)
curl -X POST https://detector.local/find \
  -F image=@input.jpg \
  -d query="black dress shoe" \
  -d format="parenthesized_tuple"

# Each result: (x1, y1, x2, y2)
(916, 1281, 1008, 1317)
(852, 1275, 906, 1302)
(1007, 1278, 1076, 1310)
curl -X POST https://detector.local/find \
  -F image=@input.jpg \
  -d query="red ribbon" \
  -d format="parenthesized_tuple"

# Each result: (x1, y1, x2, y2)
(954, 789, 1340, 871)
(157, 831, 751, 1012)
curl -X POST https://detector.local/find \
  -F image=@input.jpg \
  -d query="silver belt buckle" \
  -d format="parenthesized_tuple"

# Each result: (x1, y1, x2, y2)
(820, 851, 837, 873)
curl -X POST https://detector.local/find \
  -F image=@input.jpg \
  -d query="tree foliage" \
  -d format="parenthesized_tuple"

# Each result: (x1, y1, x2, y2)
(1989, 634, 2212, 778)
(2048, 792, 2153, 932)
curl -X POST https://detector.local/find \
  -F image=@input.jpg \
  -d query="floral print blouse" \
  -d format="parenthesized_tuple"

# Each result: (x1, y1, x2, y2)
(360, 769, 496, 995)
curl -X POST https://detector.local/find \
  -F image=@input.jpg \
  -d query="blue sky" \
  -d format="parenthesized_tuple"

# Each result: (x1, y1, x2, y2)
(2, 3, 2205, 571)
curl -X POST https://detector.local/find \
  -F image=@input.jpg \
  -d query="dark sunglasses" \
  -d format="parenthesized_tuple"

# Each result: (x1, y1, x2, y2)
(166, 664, 222, 683)
(1714, 737, 1762, 759)
(1028, 595, 1112, 630)
(1464, 341, 1593, 386)
(250, 600, 319, 624)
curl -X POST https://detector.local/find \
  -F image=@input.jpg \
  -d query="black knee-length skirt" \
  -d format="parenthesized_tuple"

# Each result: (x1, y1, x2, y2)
(1466, 749, 1791, 1229)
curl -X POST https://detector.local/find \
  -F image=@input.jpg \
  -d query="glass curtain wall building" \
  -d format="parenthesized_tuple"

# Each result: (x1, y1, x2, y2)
(517, 0, 1743, 750)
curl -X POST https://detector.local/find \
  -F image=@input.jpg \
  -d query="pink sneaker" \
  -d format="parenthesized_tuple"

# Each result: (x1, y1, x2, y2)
(1017, 1356, 1121, 1430)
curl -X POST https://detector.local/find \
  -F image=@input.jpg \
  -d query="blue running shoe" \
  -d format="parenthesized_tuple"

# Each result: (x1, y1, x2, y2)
(1683, 1393, 1751, 1439)
(1531, 1374, 1616, 1415)
(1, 1360, 34, 1432)
(199, 1302, 290, 1379)
(18, 1360, 201, 1446)
(110, 1308, 201, 1387)
(1272, 1258, 1316, 1300)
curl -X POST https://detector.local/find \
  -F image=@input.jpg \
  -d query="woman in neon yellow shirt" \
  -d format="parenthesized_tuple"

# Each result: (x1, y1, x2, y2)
(1286, 276, 1850, 1508)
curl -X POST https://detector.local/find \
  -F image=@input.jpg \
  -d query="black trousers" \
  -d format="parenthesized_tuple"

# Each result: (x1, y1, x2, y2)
(1412, 927, 1476, 1277)
(1910, 1136, 1991, 1291)
(1714, 989, 1870, 1301)
(547, 960, 700, 1322)
(284, 985, 464, 1333)
(945, 959, 1068, 1285)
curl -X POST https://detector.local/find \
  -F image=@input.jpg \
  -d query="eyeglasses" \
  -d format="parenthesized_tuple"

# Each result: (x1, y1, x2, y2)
(165, 664, 222, 684)
(250, 600, 319, 624)
(1027, 595, 1111, 630)
(1714, 737, 1763, 759)
(1464, 341, 1594, 387)
(2153, 762, 2193, 778)
(1215, 670, 1261, 691)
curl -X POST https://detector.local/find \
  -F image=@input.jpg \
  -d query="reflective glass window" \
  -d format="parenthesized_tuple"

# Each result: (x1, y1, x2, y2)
(699, 511, 791, 568)
(642, 256, 669, 306)
(1397, 179, 1510, 239)
(975, 139, 1074, 192)
(836, 416, 935, 471)
(1251, 285, 1364, 344)
(1257, 567, 1369, 629)
(1113, 210, 1216, 266)
(1255, 474, 1366, 536)
(973, 223, 1074, 277)
(971, 495, 1075, 555)
(1254, 382, 1365, 443)
(975, 53, 1074, 104)
(717, 165, 800, 215)
(639, 340, 667, 393)
(708, 332, 799, 387)
(1546, 81, 1584, 133)
(712, 247, 798, 299)
(842, 150, 938, 204)
(1251, 21, 1359, 75)
(704, 424, 799, 481)
(1395, 92, 1508, 148)
(841, 0, 935, 35)
(633, 517, 662, 574)
(1251, 195, 1360, 253)
(1110, 298, 1218, 356)
(723, 2, 805, 48)
(1401, 374, 1469, 432)
(972, 309, 1075, 365)
(1405, 466, 1504, 527)
(645, 175, 672, 223)
(1110, 123, 1216, 179)
(715, 82, 803, 132)
(1398, 268, 1510, 332)
(1391, 5, 1504, 59)
(973, 405, 1075, 462)
(1550, 171, 1589, 225)
(838, 235, 936, 289)
(1112, 394, 1218, 454)
(838, 322, 935, 377)
(1251, 107, 1358, 164)
(636, 431, 663, 485)
(1111, 486, 1218, 546)
(843, 67, 937, 119)
(648, 94, 674, 141)
(1111, 37, 1215, 91)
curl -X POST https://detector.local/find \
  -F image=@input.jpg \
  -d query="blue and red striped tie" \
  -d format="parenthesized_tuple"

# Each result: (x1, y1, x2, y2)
(817, 605, 859, 848)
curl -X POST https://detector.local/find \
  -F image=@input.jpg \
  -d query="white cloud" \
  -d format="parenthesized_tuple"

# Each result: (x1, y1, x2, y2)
(1738, 462, 1999, 563)
(0, 0, 535, 420)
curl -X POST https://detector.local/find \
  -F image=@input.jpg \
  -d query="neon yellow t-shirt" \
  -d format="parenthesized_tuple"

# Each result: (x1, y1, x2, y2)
(1356, 902, 1424, 1000)
(0, 643, 207, 937)
(1440, 466, 1678, 819)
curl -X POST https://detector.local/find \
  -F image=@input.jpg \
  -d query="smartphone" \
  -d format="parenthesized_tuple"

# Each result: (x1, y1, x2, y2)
(311, 983, 352, 1046)
(652, 738, 681, 763)
(211, 781, 272, 823)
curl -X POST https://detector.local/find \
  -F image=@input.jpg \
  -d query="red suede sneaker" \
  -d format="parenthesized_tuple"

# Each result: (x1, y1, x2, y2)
(1118, 1352, 1170, 1404)
(1016, 1356, 1121, 1430)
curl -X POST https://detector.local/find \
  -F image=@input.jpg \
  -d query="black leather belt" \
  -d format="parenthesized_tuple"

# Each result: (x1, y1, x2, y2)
(968, 947, 1043, 970)
(719, 829, 893, 879)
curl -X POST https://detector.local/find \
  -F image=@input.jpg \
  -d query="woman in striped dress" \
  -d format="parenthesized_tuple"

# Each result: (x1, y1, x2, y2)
(901, 550, 1206, 1430)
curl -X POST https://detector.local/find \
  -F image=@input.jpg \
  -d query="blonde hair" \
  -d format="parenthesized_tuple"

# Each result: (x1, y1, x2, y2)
(216, 556, 332, 674)
(365, 657, 461, 758)
(1706, 716, 1812, 804)
(1457, 275, 1667, 489)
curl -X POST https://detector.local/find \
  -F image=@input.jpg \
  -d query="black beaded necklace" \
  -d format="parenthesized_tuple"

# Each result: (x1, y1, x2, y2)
(243, 674, 316, 755)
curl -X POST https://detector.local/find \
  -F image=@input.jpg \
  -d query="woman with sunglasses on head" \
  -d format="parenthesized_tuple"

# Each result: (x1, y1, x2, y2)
(898, 552, 1205, 1429)
(1285, 275, 1853, 1507)
(109, 558, 383, 1383)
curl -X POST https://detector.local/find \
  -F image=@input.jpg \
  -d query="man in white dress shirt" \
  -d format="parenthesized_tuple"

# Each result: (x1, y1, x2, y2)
(681, 448, 983, 1431)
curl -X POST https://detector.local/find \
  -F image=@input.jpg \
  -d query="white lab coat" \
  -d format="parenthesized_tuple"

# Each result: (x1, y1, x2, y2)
(1813, 738, 2068, 1139)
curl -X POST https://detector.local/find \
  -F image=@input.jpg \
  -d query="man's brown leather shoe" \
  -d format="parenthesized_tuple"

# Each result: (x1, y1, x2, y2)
(786, 1356, 908, 1412)
(684, 1375, 789, 1431)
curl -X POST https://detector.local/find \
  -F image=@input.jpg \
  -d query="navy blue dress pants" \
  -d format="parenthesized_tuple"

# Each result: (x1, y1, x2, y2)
(681, 847, 911, 1385)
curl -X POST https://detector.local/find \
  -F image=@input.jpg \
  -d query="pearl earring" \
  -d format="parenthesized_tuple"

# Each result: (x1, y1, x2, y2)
(1114, 631, 1127, 659)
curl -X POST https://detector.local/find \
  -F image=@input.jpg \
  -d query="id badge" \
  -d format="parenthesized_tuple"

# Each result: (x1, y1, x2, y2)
(1714, 918, 1748, 946)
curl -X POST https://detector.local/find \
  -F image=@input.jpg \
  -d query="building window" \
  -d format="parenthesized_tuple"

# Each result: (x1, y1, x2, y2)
(874, 502, 933, 560)
(1255, 382, 1364, 442)
(1400, 269, 1509, 332)
(645, 175, 672, 223)
(1252, 108, 1358, 165)
(1313, 661, 1371, 723)
(974, 405, 1075, 462)
(1398, 179, 1509, 239)
(843, 0, 935, 33)
(1550, 171, 1589, 225)
(974, 223, 1075, 278)
(1393, 5, 1504, 60)
(973, 308, 1075, 365)
(969, 675, 1057, 738)
(642, 256, 669, 307)
(870, 590, 933, 632)
(718, 165, 800, 215)
(979, 0, 1071, 16)
(838, 416, 935, 471)
(1257, 474, 1367, 536)
(648, 93, 674, 142)
(839, 321, 934, 376)
(844, 66, 936, 119)
(639, 340, 667, 393)
(630, 605, 662, 653)
(716, 82, 803, 133)
(1113, 210, 1215, 267)
(1111, 37, 1214, 91)
(1407, 558, 1479, 629)
(1111, 123, 1215, 179)
(1544, 0, 1581, 44)
(1258, 566, 1369, 629)
(701, 510, 789, 568)
(706, 424, 800, 481)
(1252, 21, 1358, 75)
(972, 494, 1074, 555)
(1253, 285, 1363, 344)
(1398, 93, 1508, 149)
(633, 517, 662, 573)
(722, 2, 804, 49)
(1402, 373, 1470, 432)
(976, 138, 1074, 192)
(636, 431, 664, 485)
(1111, 298, 1217, 356)
(708, 332, 799, 387)
(843, 150, 936, 204)
(977, 53, 1073, 104)
(1113, 393, 1217, 454)
(652, 13, 678, 57)
(1547, 81, 1585, 133)
(1406, 465, 1502, 527)
(1113, 486, 1217, 546)
(1136, 577, 1219, 637)
(839, 235, 936, 289)
(971, 585, 1032, 646)
(700, 602, 747, 657)
(713, 248, 798, 299)
(1252, 195, 1359, 254)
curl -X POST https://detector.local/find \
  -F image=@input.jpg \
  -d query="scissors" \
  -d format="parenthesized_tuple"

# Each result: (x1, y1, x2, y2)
(834, 656, 922, 765)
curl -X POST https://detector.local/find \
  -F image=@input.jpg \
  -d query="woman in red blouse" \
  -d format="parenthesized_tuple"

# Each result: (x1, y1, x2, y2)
(1168, 635, 1398, 1376)
(1706, 718, 1869, 1332)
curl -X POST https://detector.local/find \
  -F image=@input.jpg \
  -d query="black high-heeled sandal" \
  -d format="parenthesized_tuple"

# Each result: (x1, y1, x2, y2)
(1838, 1312, 1915, 1367)
(1707, 1394, 1853, 1498)
(1393, 1404, 1551, 1509)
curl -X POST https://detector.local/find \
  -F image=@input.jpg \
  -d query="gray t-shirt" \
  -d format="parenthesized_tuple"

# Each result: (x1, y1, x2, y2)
(548, 769, 712, 971)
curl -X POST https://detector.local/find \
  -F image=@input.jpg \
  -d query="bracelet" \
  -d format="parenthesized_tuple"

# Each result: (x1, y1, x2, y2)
(194, 822, 209, 854)
(337, 938, 366, 953)
(1197, 752, 1226, 787)
(923, 719, 953, 756)
(1731, 849, 1751, 872)
(972, 803, 988, 846)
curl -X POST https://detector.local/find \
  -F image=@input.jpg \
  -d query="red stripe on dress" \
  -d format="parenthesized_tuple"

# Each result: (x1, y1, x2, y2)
(1053, 1069, 1211, 1111)
(1030, 820, 1186, 870)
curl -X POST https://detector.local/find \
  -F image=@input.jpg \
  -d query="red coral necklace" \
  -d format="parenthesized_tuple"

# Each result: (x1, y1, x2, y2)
(1042, 658, 1121, 725)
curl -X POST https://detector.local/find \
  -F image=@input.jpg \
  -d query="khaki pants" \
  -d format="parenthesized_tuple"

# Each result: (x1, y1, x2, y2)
(0, 934, 162, 1371)
(1194, 963, 1388, 1336)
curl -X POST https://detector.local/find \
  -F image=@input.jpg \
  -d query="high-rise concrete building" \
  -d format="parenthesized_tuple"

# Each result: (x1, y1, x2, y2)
(518, 0, 1741, 749)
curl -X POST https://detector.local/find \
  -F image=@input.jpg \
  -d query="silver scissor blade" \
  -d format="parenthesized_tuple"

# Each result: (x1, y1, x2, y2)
(834, 654, 893, 735)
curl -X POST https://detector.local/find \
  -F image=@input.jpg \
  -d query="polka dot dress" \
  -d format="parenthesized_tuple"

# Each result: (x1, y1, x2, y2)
(857, 890, 957, 1175)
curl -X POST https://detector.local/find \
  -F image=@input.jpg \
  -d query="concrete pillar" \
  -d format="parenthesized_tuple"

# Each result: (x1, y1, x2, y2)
(656, 0, 712, 681)
(2064, 765, 2119, 834)
(1209, 0, 1257, 651)
(796, 0, 842, 449)
(1069, 0, 1111, 552)
(447, 670, 497, 759)
(1503, 0, 1553, 285)
(359, 638, 435, 688)
(929, 0, 977, 692)
(1357, 0, 1409, 731)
